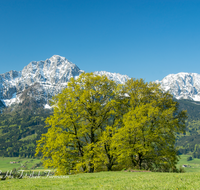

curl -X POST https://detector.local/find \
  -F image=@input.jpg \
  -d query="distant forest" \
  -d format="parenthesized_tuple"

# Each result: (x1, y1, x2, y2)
(176, 99, 200, 158)
(0, 96, 52, 157)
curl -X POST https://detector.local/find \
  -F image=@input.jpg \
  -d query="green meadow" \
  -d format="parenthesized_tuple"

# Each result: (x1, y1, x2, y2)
(1, 171, 200, 190)
(1, 154, 200, 172)
(0, 155, 200, 189)
(0, 157, 43, 171)
(177, 155, 200, 172)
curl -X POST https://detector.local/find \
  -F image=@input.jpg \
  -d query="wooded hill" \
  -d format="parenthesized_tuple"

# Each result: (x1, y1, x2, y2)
(0, 97, 200, 158)
(0, 96, 52, 157)
(176, 99, 200, 158)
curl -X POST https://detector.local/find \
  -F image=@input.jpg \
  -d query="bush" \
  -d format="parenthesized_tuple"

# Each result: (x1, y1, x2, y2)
(187, 156, 193, 161)
(179, 166, 185, 173)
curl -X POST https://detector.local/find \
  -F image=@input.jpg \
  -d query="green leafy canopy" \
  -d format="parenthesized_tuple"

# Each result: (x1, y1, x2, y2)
(35, 73, 187, 174)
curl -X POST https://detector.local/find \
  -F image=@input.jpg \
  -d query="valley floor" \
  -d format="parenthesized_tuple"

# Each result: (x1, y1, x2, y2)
(1, 171, 200, 190)
(1, 155, 200, 189)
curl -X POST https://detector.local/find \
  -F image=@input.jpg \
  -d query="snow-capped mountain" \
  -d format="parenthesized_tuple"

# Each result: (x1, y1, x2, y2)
(0, 55, 83, 106)
(1, 55, 200, 108)
(0, 55, 130, 107)
(94, 71, 130, 84)
(156, 72, 200, 101)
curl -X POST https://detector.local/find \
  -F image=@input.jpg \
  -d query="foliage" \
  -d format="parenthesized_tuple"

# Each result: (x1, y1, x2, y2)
(36, 73, 187, 174)
(36, 73, 122, 174)
(112, 79, 187, 172)
(187, 156, 193, 161)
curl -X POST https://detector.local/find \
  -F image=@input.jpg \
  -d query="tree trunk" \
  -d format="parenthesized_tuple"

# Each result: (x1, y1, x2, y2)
(106, 163, 113, 171)
(89, 162, 94, 173)
(138, 153, 143, 169)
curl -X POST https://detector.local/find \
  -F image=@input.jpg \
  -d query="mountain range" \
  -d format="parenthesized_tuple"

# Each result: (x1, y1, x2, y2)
(1, 55, 200, 108)
(156, 73, 200, 101)
(1, 55, 200, 158)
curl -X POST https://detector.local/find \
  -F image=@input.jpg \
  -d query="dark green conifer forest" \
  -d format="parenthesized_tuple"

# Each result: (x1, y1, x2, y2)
(176, 99, 200, 158)
(0, 96, 52, 157)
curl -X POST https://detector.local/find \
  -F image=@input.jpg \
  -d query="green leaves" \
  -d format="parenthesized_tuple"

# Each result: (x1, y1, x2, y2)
(36, 73, 121, 174)
(36, 74, 187, 174)
(112, 78, 187, 171)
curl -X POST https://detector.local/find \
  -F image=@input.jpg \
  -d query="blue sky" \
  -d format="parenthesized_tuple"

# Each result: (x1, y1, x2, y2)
(1, 0, 200, 82)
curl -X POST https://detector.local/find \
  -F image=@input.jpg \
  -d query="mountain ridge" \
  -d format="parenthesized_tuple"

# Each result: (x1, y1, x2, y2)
(156, 72, 200, 101)
(1, 55, 200, 107)
(0, 55, 130, 107)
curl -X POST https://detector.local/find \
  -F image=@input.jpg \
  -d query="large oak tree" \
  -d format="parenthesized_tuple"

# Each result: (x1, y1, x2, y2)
(35, 73, 122, 174)
(112, 79, 187, 172)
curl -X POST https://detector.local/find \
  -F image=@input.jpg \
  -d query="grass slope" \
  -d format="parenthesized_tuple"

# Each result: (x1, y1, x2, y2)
(0, 157, 43, 171)
(0, 155, 200, 189)
(1, 154, 200, 172)
(177, 155, 200, 172)
(1, 171, 200, 190)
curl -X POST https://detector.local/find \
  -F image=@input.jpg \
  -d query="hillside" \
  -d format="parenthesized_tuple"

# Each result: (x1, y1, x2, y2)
(175, 99, 200, 157)
(0, 97, 52, 157)
(177, 99, 200, 120)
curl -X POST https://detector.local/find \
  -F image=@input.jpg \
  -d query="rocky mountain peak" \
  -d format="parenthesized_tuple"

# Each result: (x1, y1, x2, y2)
(158, 72, 200, 101)
(0, 55, 130, 107)
(1, 55, 200, 108)
(0, 55, 83, 106)
(94, 71, 130, 84)
(49, 55, 66, 62)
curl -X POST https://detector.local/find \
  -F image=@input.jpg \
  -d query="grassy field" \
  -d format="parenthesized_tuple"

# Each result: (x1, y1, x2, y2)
(0, 157, 43, 171)
(1, 155, 200, 172)
(1, 171, 200, 190)
(0, 155, 200, 189)
(177, 155, 200, 172)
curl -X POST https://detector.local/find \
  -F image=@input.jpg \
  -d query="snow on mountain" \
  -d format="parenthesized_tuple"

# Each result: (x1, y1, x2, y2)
(156, 72, 200, 101)
(0, 55, 83, 106)
(1, 55, 200, 107)
(94, 71, 130, 84)
(0, 55, 129, 107)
